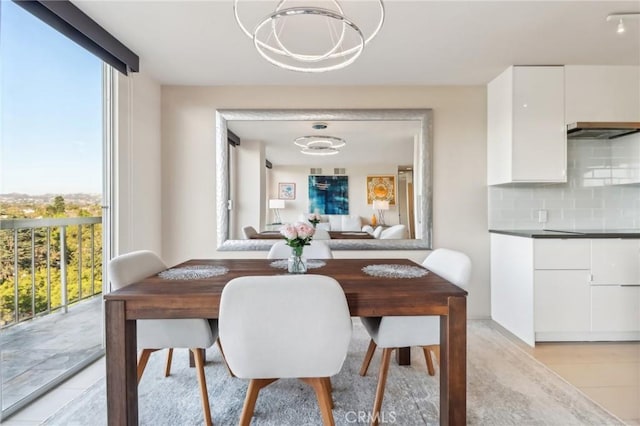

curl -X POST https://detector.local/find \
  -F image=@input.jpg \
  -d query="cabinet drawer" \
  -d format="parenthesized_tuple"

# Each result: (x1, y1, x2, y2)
(591, 286, 640, 332)
(534, 239, 590, 270)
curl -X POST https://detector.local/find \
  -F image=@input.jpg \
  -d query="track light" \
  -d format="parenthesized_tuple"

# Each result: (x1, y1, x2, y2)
(606, 12, 640, 34)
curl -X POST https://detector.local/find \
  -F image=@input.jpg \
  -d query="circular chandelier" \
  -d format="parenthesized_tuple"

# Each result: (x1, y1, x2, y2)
(233, 0, 385, 73)
(294, 135, 346, 155)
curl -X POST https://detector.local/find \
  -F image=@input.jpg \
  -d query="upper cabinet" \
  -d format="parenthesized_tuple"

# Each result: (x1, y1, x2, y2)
(565, 66, 640, 124)
(488, 66, 567, 185)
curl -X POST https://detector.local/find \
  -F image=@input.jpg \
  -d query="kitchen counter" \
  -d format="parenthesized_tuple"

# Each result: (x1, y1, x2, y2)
(489, 229, 640, 239)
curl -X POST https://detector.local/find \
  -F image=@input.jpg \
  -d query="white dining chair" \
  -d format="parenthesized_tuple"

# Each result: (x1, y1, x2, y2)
(359, 248, 472, 426)
(267, 240, 333, 259)
(242, 225, 258, 239)
(219, 274, 352, 426)
(108, 250, 218, 426)
(379, 224, 407, 239)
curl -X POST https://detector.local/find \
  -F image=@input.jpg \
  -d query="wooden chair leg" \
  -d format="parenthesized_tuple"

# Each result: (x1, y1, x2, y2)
(164, 348, 174, 377)
(371, 348, 393, 426)
(360, 339, 378, 376)
(321, 377, 334, 409)
(422, 346, 436, 376)
(301, 378, 335, 426)
(191, 348, 213, 426)
(240, 379, 277, 426)
(216, 337, 235, 377)
(137, 349, 154, 384)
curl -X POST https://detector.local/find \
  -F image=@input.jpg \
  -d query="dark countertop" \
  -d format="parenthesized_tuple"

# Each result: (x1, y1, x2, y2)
(489, 229, 640, 239)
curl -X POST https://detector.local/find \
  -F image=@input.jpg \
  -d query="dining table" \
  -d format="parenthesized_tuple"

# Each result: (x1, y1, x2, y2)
(104, 258, 467, 425)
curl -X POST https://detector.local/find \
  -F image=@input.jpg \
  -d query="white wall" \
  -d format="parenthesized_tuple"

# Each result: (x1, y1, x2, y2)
(267, 164, 400, 226)
(160, 86, 489, 318)
(115, 71, 162, 255)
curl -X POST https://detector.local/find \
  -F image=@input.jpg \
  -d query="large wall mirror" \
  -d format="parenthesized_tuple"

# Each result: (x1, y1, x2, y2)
(216, 109, 432, 251)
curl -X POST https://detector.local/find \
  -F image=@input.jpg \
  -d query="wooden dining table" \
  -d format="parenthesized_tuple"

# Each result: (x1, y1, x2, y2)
(104, 258, 467, 425)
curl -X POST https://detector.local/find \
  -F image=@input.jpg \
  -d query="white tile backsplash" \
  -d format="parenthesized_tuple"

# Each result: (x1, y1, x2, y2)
(489, 135, 640, 230)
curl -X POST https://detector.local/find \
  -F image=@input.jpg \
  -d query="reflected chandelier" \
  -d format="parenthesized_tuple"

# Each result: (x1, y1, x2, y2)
(294, 135, 346, 155)
(233, 0, 385, 73)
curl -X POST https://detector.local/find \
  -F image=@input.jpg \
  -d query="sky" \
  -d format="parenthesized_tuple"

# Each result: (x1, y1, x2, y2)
(0, 0, 103, 195)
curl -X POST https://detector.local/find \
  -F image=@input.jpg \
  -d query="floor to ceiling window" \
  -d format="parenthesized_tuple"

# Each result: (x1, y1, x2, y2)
(0, 1, 109, 418)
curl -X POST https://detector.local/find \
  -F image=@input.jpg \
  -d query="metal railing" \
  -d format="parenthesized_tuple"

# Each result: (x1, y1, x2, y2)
(0, 216, 103, 328)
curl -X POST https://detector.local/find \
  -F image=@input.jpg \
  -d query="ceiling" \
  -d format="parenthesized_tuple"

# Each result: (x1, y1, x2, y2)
(73, 1, 639, 166)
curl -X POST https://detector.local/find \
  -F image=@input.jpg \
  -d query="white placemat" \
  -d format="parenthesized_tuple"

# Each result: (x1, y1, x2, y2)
(362, 264, 429, 278)
(158, 265, 229, 280)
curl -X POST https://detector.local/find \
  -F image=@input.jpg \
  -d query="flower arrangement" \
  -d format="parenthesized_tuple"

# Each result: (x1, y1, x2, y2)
(307, 213, 322, 228)
(280, 222, 316, 256)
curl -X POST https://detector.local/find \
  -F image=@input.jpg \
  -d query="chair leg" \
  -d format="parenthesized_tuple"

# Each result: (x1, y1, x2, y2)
(216, 337, 235, 377)
(240, 378, 278, 426)
(301, 378, 335, 426)
(371, 348, 393, 426)
(422, 346, 436, 376)
(360, 339, 378, 376)
(191, 348, 213, 426)
(164, 348, 174, 377)
(137, 349, 154, 384)
(321, 377, 334, 409)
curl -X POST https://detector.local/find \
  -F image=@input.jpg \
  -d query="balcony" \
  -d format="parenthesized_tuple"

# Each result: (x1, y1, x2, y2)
(0, 217, 104, 419)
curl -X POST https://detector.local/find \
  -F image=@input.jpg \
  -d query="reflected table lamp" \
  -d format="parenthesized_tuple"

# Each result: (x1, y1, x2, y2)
(372, 199, 389, 225)
(269, 199, 285, 224)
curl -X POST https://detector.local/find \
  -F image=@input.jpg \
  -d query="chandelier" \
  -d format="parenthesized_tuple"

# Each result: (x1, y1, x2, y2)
(233, 0, 385, 73)
(294, 135, 346, 155)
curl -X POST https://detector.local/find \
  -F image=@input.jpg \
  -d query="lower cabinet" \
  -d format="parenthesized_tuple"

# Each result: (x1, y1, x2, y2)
(534, 270, 591, 334)
(491, 233, 640, 346)
(591, 285, 640, 333)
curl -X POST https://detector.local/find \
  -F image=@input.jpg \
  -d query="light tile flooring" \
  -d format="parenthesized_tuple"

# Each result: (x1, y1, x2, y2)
(494, 323, 640, 425)
(2, 323, 638, 425)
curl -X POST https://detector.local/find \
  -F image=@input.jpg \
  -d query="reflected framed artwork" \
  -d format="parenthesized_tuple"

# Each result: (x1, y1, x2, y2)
(309, 176, 349, 214)
(366, 175, 396, 205)
(278, 183, 296, 200)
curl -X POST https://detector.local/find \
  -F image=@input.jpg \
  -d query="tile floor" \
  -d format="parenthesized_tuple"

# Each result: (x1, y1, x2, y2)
(2, 323, 638, 425)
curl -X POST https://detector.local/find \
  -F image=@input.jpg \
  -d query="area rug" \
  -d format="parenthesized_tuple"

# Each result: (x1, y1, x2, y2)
(44, 320, 623, 425)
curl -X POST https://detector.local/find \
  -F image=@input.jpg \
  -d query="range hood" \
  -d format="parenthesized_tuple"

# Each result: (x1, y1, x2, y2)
(567, 122, 640, 140)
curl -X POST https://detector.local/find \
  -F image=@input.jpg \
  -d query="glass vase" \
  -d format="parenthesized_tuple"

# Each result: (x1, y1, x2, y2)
(288, 246, 307, 274)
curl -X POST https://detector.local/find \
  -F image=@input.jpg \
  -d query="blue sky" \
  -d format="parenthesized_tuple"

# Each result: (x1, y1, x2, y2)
(1, 0, 102, 195)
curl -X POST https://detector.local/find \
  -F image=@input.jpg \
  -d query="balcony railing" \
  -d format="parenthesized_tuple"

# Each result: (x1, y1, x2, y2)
(0, 216, 103, 328)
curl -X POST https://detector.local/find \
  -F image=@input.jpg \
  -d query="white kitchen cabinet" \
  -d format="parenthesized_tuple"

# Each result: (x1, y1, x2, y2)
(491, 233, 640, 345)
(565, 66, 640, 124)
(591, 286, 640, 333)
(591, 239, 640, 285)
(534, 270, 591, 334)
(488, 66, 567, 185)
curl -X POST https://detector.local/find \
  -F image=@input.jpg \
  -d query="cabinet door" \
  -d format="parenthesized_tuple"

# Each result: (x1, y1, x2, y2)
(534, 239, 590, 270)
(565, 66, 640, 123)
(591, 239, 640, 285)
(591, 286, 640, 332)
(534, 270, 591, 333)
(511, 66, 566, 182)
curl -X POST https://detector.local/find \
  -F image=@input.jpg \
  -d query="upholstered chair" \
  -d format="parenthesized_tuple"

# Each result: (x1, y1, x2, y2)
(359, 248, 472, 426)
(371, 226, 383, 239)
(242, 225, 258, 239)
(379, 224, 407, 239)
(219, 275, 352, 426)
(108, 250, 218, 426)
(267, 240, 333, 259)
(313, 228, 331, 240)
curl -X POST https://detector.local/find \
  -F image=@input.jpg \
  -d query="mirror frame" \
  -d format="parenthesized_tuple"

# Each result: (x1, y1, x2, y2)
(216, 109, 433, 251)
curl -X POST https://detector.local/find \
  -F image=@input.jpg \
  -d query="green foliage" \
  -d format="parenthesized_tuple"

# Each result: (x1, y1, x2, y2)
(0, 196, 103, 326)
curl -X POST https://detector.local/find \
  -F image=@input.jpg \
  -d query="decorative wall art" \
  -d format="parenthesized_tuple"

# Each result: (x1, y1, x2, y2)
(366, 175, 396, 205)
(278, 183, 296, 200)
(308, 175, 349, 214)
